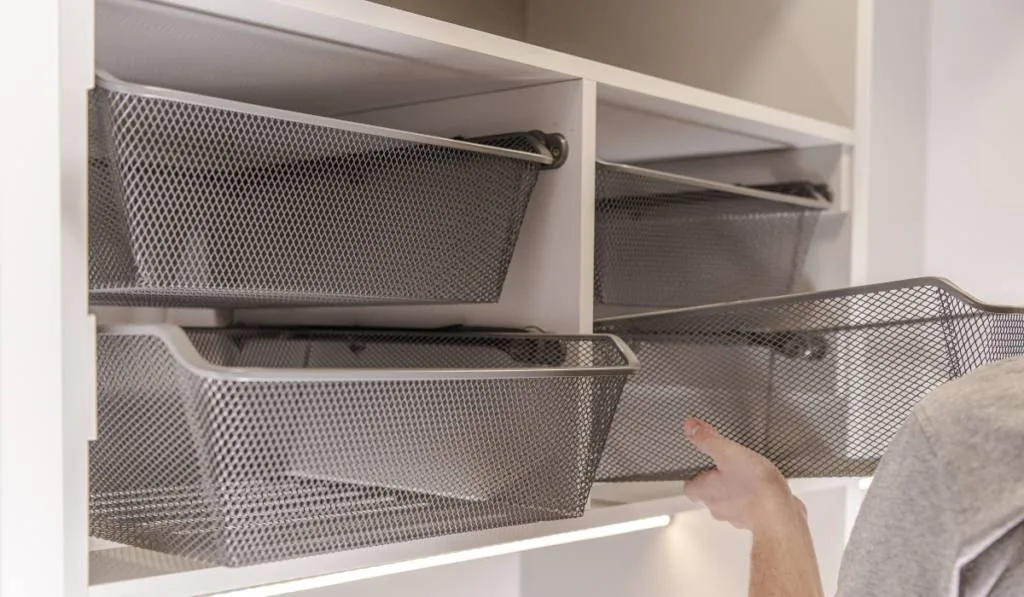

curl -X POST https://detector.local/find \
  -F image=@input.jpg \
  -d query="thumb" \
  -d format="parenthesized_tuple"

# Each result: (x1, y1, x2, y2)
(683, 418, 742, 466)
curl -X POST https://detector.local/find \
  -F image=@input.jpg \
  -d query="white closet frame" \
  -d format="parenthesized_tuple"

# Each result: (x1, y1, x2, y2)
(0, 0, 912, 595)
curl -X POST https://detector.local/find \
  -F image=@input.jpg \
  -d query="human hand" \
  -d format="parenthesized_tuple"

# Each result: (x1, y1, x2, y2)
(681, 418, 805, 532)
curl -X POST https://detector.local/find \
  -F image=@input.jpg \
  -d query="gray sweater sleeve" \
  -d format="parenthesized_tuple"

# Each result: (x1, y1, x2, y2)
(836, 415, 960, 596)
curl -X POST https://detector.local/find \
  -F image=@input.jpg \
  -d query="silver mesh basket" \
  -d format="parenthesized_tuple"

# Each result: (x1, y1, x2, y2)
(88, 77, 566, 307)
(594, 161, 829, 307)
(594, 278, 1024, 481)
(90, 325, 635, 566)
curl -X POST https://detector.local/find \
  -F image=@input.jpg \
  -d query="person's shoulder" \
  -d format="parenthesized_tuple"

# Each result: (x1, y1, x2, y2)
(909, 355, 1024, 494)
(916, 356, 1024, 430)
(910, 356, 1024, 555)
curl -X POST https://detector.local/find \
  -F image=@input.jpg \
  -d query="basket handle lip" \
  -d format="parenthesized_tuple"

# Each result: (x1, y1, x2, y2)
(595, 160, 832, 210)
(91, 73, 556, 167)
(97, 324, 639, 380)
(594, 277, 1024, 326)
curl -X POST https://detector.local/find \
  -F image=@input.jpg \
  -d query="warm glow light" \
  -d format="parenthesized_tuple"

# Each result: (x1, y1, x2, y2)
(209, 516, 672, 597)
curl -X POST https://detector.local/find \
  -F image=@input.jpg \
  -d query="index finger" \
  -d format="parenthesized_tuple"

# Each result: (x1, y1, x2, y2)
(682, 418, 746, 468)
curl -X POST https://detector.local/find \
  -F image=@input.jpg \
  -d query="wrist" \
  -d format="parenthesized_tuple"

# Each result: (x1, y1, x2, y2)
(751, 493, 806, 536)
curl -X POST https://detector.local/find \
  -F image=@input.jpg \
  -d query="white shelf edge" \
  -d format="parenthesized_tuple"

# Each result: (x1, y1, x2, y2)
(88, 496, 694, 597)
(118, 0, 854, 148)
(88, 478, 856, 597)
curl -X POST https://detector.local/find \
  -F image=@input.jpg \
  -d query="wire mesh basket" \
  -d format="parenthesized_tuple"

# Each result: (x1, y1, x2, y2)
(593, 278, 1024, 481)
(90, 325, 635, 566)
(88, 77, 567, 307)
(594, 161, 830, 308)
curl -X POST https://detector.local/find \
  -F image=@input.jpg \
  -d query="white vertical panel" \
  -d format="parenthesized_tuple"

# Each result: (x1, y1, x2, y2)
(236, 79, 598, 334)
(848, 0, 874, 286)
(854, 0, 929, 284)
(0, 0, 93, 596)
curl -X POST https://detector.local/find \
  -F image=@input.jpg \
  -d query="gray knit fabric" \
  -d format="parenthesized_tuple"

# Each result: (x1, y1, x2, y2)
(838, 357, 1024, 596)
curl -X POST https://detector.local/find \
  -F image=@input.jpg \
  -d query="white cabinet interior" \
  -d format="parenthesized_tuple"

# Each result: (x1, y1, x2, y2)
(95, 0, 857, 335)
(1, 0, 880, 595)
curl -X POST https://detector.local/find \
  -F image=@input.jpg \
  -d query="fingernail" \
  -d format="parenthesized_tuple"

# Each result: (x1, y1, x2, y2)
(683, 420, 700, 439)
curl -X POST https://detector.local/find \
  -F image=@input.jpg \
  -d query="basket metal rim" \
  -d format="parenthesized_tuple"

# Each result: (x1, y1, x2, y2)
(594, 277, 1024, 325)
(94, 75, 555, 166)
(99, 324, 639, 380)
(595, 160, 832, 211)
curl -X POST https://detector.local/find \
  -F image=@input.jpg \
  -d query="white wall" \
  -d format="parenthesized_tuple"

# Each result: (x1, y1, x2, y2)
(924, 0, 1024, 304)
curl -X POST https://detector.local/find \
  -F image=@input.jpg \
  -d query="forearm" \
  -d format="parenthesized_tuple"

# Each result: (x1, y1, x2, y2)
(749, 497, 824, 597)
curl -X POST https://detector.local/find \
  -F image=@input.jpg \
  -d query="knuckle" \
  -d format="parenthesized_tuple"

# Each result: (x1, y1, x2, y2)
(752, 461, 784, 484)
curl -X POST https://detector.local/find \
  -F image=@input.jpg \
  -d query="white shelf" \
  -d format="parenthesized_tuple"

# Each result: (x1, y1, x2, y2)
(88, 479, 854, 597)
(596, 103, 785, 163)
(89, 494, 694, 597)
(97, 0, 853, 158)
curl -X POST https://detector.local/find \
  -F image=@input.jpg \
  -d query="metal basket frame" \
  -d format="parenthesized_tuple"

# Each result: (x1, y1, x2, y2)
(600, 277, 1024, 323)
(89, 76, 566, 308)
(596, 161, 833, 210)
(91, 325, 637, 566)
(96, 76, 560, 168)
(594, 160, 831, 308)
(594, 277, 1024, 481)
(102, 324, 638, 381)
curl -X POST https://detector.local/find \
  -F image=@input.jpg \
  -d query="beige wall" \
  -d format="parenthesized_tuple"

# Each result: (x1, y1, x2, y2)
(526, 0, 857, 126)
(371, 0, 858, 125)
(371, 0, 527, 40)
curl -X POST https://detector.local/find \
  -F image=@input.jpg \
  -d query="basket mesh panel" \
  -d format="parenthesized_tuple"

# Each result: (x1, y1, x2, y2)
(594, 163, 821, 307)
(90, 329, 629, 566)
(594, 281, 1024, 480)
(88, 85, 549, 307)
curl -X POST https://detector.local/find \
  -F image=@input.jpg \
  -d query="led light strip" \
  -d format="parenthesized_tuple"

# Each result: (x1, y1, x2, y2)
(206, 516, 672, 597)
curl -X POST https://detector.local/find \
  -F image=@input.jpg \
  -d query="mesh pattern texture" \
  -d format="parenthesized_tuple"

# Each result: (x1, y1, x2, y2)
(88, 82, 557, 307)
(594, 163, 822, 307)
(90, 327, 631, 566)
(594, 279, 1024, 481)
